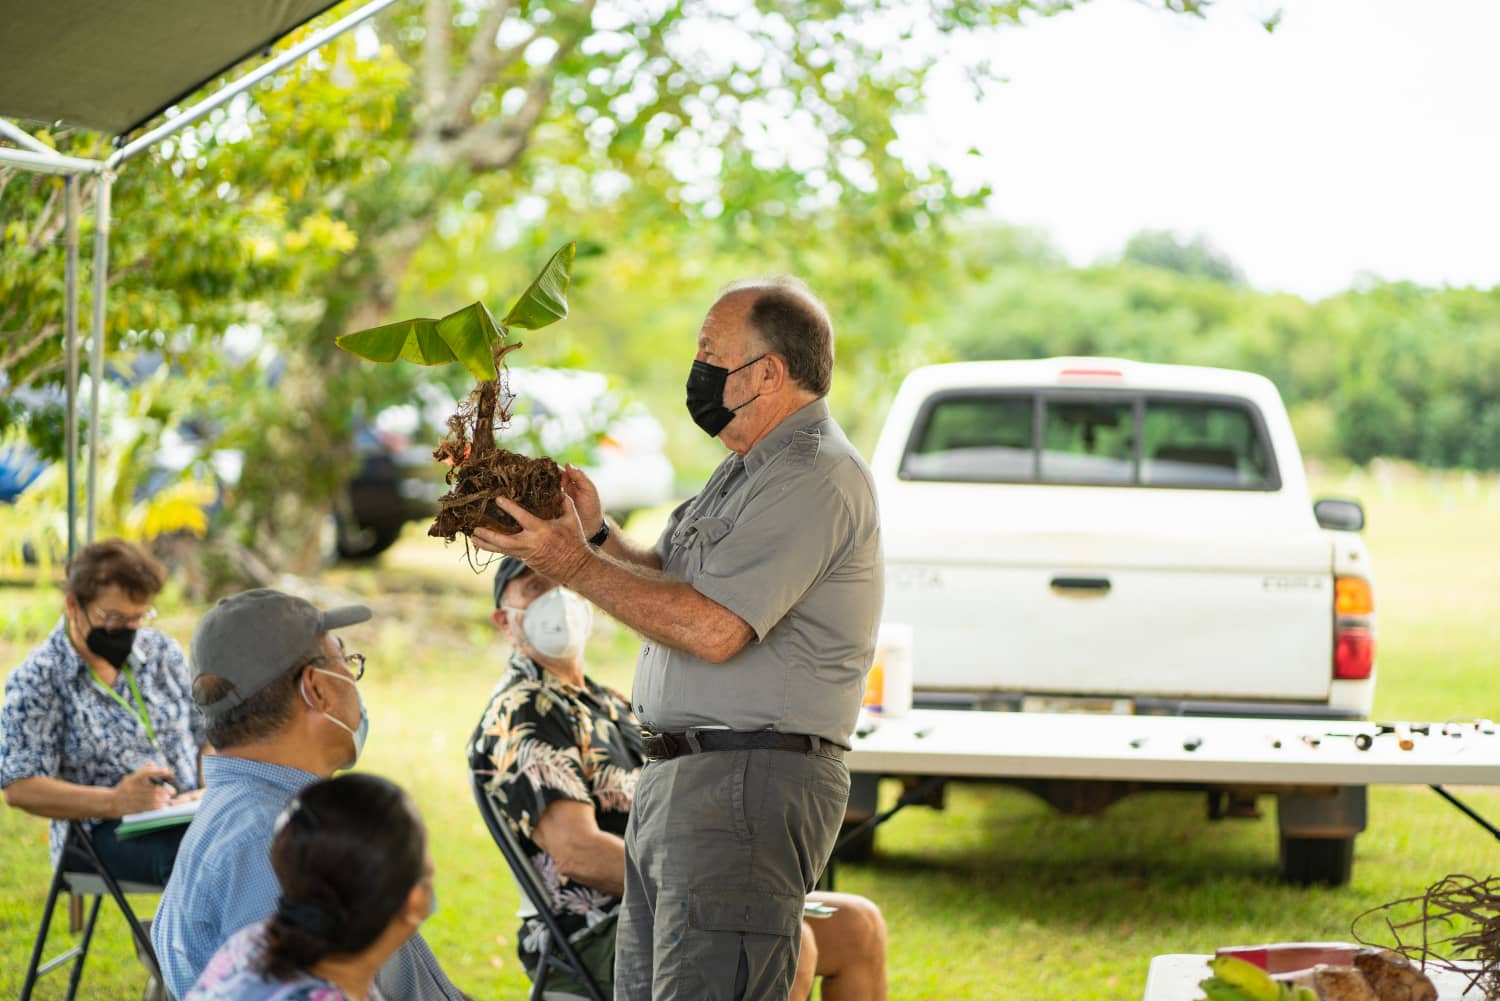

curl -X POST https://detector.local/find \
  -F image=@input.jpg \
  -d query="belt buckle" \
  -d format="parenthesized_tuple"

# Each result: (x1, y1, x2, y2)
(643, 731, 679, 761)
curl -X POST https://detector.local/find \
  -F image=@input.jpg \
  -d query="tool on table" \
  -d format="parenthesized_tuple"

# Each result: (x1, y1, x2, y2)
(1441, 718, 1496, 737)
(1299, 735, 1322, 749)
(1182, 736, 1203, 752)
(1323, 730, 1375, 751)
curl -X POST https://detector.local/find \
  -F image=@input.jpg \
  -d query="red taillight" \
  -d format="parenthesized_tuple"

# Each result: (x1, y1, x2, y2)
(1333, 574, 1375, 681)
(1334, 627, 1375, 680)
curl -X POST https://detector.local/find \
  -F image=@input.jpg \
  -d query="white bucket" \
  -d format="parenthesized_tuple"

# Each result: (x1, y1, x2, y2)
(867, 623, 914, 719)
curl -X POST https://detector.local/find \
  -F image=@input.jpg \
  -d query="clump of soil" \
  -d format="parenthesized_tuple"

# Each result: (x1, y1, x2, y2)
(428, 346, 565, 541)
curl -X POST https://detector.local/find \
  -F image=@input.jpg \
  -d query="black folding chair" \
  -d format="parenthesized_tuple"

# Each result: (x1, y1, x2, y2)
(20, 821, 163, 1001)
(470, 772, 609, 1001)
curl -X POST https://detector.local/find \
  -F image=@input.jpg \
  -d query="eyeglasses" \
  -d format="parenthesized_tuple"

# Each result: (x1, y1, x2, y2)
(85, 606, 158, 630)
(327, 651, 367, 682)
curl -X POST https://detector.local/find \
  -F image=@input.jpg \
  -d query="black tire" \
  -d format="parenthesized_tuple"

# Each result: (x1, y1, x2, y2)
(334, 515, 404, 560)
(832, 819, 877, 864)
(1278, 835, 1355, 886)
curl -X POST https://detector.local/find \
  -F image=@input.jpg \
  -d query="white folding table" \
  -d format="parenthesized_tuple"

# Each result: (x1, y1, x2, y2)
(833, 710, 1500, 881)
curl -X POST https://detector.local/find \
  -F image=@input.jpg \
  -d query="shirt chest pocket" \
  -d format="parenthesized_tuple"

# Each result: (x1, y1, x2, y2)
(669, 515, 734, 575)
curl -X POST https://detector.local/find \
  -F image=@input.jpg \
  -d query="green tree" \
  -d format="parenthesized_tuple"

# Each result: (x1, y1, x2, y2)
(1121, 229, 1245, 285)
(0, 0, 1284, 569)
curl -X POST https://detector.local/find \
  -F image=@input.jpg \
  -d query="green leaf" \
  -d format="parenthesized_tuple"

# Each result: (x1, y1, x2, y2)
(435, 301, 503, 382)
(336, 317, 448, 365)
(399, 321, 457, 367)
(502, 242, 576, 330)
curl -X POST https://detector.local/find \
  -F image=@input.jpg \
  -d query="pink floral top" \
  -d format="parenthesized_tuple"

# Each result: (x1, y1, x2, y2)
(184, 923, 386, 1001)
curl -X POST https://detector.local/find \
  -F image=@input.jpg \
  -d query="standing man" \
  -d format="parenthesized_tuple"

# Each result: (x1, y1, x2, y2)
(472, 555, 888, 1001)
(473, 277, 883, 1001)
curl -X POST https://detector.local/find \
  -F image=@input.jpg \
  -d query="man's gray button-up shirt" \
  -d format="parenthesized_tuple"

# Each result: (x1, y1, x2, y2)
(633, 398, 883, 746)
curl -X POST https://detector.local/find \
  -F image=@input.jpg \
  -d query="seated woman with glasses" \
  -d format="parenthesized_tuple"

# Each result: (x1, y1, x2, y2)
(184, 773, 436, 1001)
(0, 538, 206, 884)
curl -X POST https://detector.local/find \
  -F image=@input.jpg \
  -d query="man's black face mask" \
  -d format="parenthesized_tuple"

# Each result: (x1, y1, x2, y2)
(685, 355, 765, 437)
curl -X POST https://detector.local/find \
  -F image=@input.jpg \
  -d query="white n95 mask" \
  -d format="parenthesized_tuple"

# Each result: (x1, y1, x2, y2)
(507, 588, 594, 660)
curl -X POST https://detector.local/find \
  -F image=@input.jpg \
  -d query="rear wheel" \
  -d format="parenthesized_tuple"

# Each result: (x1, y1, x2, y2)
(1278, 835, 1355, 886)
(334, 514, 404, 560)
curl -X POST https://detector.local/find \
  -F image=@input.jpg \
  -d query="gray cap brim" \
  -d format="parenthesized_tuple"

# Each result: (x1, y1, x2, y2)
(320, 605, 373, 631)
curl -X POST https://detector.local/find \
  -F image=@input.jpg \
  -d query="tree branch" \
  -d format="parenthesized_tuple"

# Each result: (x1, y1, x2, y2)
(25, 182, 63, 254)
(419, 0, 452, 143)
(452, 0, 597, 171)
(0, 324, 59, 375)
(437, 0, 524, 134)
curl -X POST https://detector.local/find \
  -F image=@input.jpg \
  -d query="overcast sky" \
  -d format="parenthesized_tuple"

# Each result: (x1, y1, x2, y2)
(898, 0, 1500, 299)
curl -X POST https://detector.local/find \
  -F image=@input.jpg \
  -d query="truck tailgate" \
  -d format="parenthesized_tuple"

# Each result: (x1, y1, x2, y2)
(883, 487, 1334, 702)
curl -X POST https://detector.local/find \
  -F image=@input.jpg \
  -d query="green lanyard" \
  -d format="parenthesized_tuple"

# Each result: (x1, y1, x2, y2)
(91, 662, 158, 746)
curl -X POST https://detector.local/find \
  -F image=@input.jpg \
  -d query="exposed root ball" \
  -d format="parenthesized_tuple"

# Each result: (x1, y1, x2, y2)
(427, 374, 564, 541)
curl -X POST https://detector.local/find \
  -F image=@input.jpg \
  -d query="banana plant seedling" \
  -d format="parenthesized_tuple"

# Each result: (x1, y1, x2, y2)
(336, 242, 575, 551)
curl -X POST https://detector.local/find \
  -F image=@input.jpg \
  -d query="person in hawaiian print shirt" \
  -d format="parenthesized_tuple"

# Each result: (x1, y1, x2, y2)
(469, 556, 887, 1001)
(1, 538, 205, 885)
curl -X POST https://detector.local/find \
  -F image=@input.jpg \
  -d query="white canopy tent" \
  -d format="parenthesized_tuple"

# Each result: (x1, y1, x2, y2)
(0, 0, 401, 558)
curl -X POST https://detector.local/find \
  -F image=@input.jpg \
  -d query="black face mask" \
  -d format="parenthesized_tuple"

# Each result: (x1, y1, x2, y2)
(686, 355, 765, 437)
(85, 626, 137, 670)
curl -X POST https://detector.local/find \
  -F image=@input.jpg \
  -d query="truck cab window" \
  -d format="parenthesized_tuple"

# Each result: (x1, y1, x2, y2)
(1040, 400, 1134, 485)
(1141, 400, 1270, 487)
(902, 395, 1035, 482)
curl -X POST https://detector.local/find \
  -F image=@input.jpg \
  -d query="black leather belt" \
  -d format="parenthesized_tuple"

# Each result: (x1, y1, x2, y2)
(641, 729, 846, 762)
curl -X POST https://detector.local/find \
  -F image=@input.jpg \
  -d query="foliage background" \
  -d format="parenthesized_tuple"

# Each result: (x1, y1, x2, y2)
(5, 0, 1497, 575)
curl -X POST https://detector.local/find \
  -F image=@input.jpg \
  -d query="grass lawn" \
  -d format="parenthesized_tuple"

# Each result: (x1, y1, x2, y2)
(1, 466, 1497, 999)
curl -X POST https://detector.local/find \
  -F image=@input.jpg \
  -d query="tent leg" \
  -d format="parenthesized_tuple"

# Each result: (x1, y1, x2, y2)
(64, 176, 80, 560)
(85, 172, 113, 545)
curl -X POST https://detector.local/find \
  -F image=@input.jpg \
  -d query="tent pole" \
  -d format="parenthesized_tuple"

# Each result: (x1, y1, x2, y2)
(108, 0, 403, 169)
(64, 176, 81, 561)
(85, 171, 113, 545)
(0, 145, 100, 175)
(0, 118, 56, 155)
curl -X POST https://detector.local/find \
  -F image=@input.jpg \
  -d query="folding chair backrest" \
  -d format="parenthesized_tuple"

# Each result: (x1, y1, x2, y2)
(473, 780, 559, 915)
(469, 772, 608, 1001)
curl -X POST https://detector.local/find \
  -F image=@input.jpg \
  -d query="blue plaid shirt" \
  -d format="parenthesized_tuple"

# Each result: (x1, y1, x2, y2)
(153, 755, 464, 1001)
(0, 620, 204, 865)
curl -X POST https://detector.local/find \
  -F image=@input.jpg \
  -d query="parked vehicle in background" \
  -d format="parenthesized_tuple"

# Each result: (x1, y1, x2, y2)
(853, 357, 1376, 884)
(2, 368, 673, 564)
(336, 369, 675, 558)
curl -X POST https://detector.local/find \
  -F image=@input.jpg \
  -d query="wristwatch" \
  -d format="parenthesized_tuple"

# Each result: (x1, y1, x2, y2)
(587, 520, 610, 547)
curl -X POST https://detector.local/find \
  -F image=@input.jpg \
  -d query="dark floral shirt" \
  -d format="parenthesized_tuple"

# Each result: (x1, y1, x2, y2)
(469, 652, 644, 971)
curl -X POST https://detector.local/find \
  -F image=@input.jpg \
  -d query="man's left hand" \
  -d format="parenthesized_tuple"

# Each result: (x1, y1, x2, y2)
(473, 494, 594, 585)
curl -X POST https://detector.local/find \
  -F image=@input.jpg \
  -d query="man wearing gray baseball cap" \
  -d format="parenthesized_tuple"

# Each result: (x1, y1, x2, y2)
(151, 589, 466, 1001)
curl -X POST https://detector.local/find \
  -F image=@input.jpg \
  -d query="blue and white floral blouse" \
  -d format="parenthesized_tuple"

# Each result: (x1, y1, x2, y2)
(0, 618, 204, 864)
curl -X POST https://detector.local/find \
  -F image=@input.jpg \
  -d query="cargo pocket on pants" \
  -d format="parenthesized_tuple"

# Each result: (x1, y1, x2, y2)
(687, 890, 802, 1001)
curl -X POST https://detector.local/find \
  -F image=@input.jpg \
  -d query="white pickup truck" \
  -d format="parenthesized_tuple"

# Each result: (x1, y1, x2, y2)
(848, 357, 1378, 884)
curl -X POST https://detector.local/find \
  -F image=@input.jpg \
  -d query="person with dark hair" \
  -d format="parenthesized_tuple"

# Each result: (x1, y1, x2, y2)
(472, 276, 883, 1001)
(1, 537, 205, 885)
(151, 589, 464, 1001)
(183, 773, 435, 1001)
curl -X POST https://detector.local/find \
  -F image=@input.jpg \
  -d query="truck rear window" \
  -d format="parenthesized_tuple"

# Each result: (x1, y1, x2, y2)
(901, 392, 1277, 489)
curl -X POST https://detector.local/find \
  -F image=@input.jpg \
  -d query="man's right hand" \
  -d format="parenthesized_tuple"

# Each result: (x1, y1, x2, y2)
(111, 764, 175, 816)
